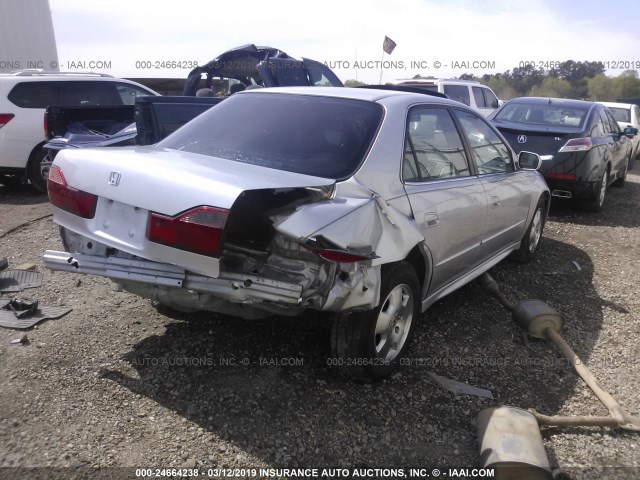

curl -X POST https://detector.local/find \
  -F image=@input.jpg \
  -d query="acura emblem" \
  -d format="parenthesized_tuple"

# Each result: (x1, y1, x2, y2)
(109, 171, 121, 186)
(517, 135, 527, 144)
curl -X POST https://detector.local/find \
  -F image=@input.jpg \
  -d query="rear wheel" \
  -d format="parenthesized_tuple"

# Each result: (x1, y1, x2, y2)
(26, 146, 48, 193)
(330, 262, 419, 382)
(584, 168, 608, 212)
(613, 155, 629, 188)
(510, 196, 547, 263)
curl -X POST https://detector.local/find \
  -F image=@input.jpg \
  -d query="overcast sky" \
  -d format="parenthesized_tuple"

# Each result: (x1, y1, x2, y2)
(48, 0, 640, 83)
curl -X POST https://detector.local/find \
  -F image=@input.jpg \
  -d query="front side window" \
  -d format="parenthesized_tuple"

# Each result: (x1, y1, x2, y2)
(160, 93, 383, 180)
(472, 87, 486, 108)
(443, 85, 470, 106)
(605, 109, 621, 133)
(115, 83, 155, 105)
(454, 109, 513, 174)
(482, 88, 499, 109)
(403, 107, 470, 182)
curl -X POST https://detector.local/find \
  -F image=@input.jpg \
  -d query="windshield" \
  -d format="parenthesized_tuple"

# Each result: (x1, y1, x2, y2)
(494, 102, 589, 128)
(159, 93, 384, 179)
(608, 107, 631, 123)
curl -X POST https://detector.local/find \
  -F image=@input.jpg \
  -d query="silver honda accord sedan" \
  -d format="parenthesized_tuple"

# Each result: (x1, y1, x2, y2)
(44, 87, 549, 381)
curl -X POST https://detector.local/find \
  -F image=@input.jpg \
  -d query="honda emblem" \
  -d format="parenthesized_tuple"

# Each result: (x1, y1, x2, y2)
(109, 171, 121, 186)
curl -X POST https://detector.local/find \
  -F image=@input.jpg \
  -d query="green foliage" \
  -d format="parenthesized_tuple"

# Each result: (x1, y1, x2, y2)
(456, 62, 639, 100)
(530, 77, 572, 98)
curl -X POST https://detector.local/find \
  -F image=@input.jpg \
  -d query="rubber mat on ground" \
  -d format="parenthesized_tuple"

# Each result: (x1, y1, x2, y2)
(0, 270, 42, 293)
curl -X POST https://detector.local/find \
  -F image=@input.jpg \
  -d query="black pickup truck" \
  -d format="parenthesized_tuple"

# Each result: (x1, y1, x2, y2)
(42, 96, 224, 178)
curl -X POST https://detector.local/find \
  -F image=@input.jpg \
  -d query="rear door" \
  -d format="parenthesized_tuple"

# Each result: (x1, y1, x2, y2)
(401, 106, 487, 293)
(453, 109, 532, 257)
(602, 107, 629, 177)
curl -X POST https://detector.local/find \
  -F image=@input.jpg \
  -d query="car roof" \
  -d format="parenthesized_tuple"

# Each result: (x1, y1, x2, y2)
(237, 86, 461, 106)
(507, 96, 597, 109)
(388, 78, 482, 85)
(597, 101, 634, 109)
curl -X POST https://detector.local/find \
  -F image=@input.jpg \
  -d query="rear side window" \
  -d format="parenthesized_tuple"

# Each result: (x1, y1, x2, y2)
(160, 93, 384, 180)
(443, 85, 470, 106)
(403, 107, 470, 182)
(7, 82, 57, 108)
(58, 81, 118, 105)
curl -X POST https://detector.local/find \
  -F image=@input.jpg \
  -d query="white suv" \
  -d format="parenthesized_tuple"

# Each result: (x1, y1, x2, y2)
(386, 78, 500, 117)
(0, 71, 158, 192)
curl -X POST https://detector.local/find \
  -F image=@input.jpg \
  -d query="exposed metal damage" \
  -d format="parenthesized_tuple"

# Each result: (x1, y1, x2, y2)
(44, 184, 413, 319)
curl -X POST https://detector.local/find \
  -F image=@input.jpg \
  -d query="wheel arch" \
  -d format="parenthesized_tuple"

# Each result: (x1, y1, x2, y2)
(399, 242, 432, 304)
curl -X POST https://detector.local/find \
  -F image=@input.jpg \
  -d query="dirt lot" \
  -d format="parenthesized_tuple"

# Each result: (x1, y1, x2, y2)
(1, 173, 639, 480)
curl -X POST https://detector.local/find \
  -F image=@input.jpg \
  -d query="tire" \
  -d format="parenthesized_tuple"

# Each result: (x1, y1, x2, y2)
(26, 145, 48, 193)
(330, 262, 420, 382)
(613, 155, 629, 188)
(584, 168, 608, 213)
(509, 196, 547, 263)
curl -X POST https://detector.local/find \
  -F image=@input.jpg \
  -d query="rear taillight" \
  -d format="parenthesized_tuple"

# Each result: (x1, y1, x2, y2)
(558, 137, 592, 153)
(43, 112, 48, 138)
(0, 114, 15, 129)
(304, 246, 374, 263)
(544, 173, 577, 180)
(146, 206, 229, 257)
(47, 165, 98, 218)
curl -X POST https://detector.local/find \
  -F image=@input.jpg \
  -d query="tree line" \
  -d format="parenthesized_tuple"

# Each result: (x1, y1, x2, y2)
(462, 62, 640, 101)
(345, 61, 640, 101)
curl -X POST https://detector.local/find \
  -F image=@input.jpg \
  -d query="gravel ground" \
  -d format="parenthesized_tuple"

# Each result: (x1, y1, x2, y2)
(1, 172, 639, 480)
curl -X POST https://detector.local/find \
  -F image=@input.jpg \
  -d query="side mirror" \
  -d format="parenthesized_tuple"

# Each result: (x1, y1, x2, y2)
(518, 151, 541, 171)
(623, 126, 638, 137)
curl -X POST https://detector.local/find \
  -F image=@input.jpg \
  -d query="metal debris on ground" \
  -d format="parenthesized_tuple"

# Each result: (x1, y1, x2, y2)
(427, 371, 494, 399)
(0, 269, 42, 293)
(572, 260, 582, 271)
(10, 333, 29, 345)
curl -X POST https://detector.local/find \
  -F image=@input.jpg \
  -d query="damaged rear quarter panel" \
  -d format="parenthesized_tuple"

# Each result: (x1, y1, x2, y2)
(273, 179, 424, 267)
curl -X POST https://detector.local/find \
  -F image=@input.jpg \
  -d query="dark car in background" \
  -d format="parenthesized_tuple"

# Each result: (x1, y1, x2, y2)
(489, 97, 634, 211)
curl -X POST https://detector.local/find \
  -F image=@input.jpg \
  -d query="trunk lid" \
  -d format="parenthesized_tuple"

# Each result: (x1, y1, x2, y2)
(54, 146, 335, 216)
(494, 123, 582, 156)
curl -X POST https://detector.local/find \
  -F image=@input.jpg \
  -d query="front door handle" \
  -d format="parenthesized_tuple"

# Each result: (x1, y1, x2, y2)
(491, 196, 501, 208)
(424, 212, 439, 227)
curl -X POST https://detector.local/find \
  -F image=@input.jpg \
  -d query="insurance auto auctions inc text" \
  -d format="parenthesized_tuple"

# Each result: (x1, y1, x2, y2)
(198, 467, 495, 478)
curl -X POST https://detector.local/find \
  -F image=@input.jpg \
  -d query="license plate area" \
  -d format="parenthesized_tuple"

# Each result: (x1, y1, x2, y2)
(94, 198, 149, 249)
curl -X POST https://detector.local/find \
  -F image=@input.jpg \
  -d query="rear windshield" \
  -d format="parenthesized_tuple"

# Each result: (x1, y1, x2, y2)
(159, 93, 384, 179)
(494, 102, 589, 128)
(608, 107, 631, 123)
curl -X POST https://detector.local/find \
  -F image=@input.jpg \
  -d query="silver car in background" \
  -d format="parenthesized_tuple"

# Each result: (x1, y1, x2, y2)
(44, 87, 549, 381)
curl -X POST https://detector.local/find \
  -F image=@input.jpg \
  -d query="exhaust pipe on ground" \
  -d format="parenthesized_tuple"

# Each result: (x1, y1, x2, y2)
(476, 273, 640, 477)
